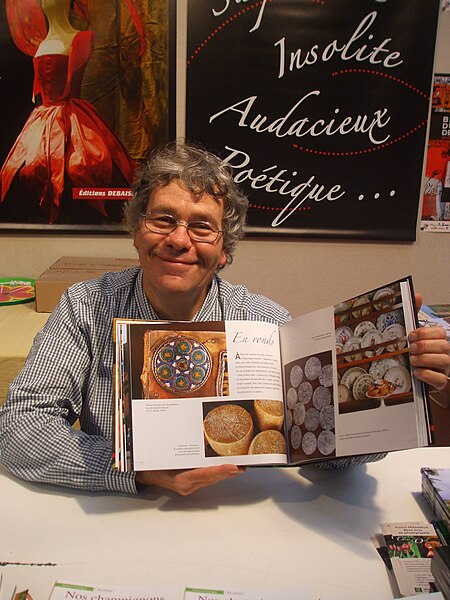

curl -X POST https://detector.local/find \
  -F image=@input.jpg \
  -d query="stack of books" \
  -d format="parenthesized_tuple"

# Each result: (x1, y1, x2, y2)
(421, 468, 450, 598)
(421, 467, 450, 543)
(432, 546, 450, 600)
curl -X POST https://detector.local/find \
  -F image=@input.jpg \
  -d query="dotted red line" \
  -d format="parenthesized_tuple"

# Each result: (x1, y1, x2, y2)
(248, 203, 311, 213)
(292, 120, 427, 157)
(187, 1, 273, 65)
(332, 68, 430, 99)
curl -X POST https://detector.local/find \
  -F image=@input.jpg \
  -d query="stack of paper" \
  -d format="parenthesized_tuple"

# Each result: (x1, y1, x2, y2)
(421, 467, 450, 541)
(376, 521, 441, 596)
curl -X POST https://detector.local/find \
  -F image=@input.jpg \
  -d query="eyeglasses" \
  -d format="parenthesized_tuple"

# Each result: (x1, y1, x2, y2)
(141, 212, 223, 244)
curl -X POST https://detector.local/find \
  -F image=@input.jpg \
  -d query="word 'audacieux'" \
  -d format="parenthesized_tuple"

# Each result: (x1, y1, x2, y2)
(210, 92, 391, 145)
(222, 146, 345, 228)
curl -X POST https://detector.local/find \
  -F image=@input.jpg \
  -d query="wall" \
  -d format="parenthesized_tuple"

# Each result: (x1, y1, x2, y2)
(0, 9, 449, 317)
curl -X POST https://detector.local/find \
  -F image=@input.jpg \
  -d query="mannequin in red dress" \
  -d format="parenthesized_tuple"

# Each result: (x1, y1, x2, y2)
(0, 0, 136, 224)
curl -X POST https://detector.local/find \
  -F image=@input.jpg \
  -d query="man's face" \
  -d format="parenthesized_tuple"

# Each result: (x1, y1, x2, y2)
(134, 179, 227, 318)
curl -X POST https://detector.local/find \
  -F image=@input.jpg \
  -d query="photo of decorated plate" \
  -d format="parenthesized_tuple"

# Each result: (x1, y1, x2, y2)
(352, 373, 375, 401)
(351, 296, 371, 318)
(340, 366, 367, 390)
(369, 358, 401, 380)
(290, 364, 303, 388)
(373, 287, 396, 310)
(287, 387, 298, 409)
(384, 366, 411, 393)
(305, 356, 322, 380)
(338, 383, 350, 403)
(317, 430, 335, 456)
(383, 324, 407, 352)
(376, 309, 404, 332)
(361, 329, 384, 357)
(334, 301, 352, 324)
(335, 325, 354, 346)
(343, 337, 363, 362)
(319, 363, 334, 387)
(354, 320, 377, 338)
(298, 381, 314, 404)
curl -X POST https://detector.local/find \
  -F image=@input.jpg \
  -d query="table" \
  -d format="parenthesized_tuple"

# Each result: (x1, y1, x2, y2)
(1, 447, 449, 599)
(0, 303, 49, 405)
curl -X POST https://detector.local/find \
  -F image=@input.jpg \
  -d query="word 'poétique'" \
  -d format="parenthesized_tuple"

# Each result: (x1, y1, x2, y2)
(221, 146, 345, 228)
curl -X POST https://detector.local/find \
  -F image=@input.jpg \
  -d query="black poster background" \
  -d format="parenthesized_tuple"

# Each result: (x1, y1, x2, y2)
(185, 0, 441, 240)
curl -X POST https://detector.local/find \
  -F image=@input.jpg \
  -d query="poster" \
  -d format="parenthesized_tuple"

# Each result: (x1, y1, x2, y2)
(420, 73, 450, 232)
(184, 0, 441, 240)
(0, 0, 171, 231)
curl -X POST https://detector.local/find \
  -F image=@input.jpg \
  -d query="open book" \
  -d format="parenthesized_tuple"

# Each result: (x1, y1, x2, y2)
(113, 276, 438, 472)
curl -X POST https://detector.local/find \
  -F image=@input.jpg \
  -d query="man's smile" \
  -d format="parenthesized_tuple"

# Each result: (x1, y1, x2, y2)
(155, 254, 197, 267)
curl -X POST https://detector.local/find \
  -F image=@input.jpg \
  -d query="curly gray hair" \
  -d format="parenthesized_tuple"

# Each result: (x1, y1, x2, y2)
(124, 141, 248, 266)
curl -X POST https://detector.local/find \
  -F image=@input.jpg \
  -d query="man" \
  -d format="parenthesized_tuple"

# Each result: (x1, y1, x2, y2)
(0, 142, 449, 496)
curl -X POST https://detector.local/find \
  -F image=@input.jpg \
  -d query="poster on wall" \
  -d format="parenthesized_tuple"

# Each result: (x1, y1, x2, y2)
(420, 73, 450, 233)
(184, 0, 441, 240)
(0, 0, 172, 232)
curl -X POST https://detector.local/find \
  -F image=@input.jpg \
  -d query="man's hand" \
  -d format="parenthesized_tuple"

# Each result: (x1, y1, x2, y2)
(408, 293, 450, 392)
(135, 464, 245, 495)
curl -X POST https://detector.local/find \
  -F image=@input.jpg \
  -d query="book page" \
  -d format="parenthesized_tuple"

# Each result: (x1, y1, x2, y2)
(279, 277, 425, 464)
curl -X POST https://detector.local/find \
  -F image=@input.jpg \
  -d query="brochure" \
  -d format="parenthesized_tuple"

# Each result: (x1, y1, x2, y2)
(183, 586, 312, 600)
(379, 522, 441, 596)
(112, 276, 435, 472)
(48, 582, 180, 599)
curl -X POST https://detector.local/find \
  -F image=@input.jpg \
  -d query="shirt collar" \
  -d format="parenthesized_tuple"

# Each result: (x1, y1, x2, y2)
(192, 275, 221, 321)
(135, 269, 160, 320)
(135, 269, 222, 322)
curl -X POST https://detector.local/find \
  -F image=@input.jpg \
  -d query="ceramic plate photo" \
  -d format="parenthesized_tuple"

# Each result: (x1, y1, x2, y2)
(319, 363, 334, 387)
(334, 301, 352, 323)
(338, 383, 350, 403)
(361, 330, 384, 357)
(369, 358, 401, 380)
(335, 326, 354, 346)
(354, 320, 377, 338)
(351, 296, 371, 318)
(343, 337, 363, 362)
(373, 287, 395, 310)
(341, 366, 367, 390)
(352, 373, 376, 401)
(384, 365, 411, 393)
(376, 309, 404, 332)
(382, 324, 407, 352)
(305, 356, 322, 380)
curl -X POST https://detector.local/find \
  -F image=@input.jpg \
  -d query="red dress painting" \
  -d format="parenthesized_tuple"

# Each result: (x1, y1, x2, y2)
(0, 29, 136, 224)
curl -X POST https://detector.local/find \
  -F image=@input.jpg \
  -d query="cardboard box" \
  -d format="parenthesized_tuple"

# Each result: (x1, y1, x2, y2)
(35, 256, 139, 313)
